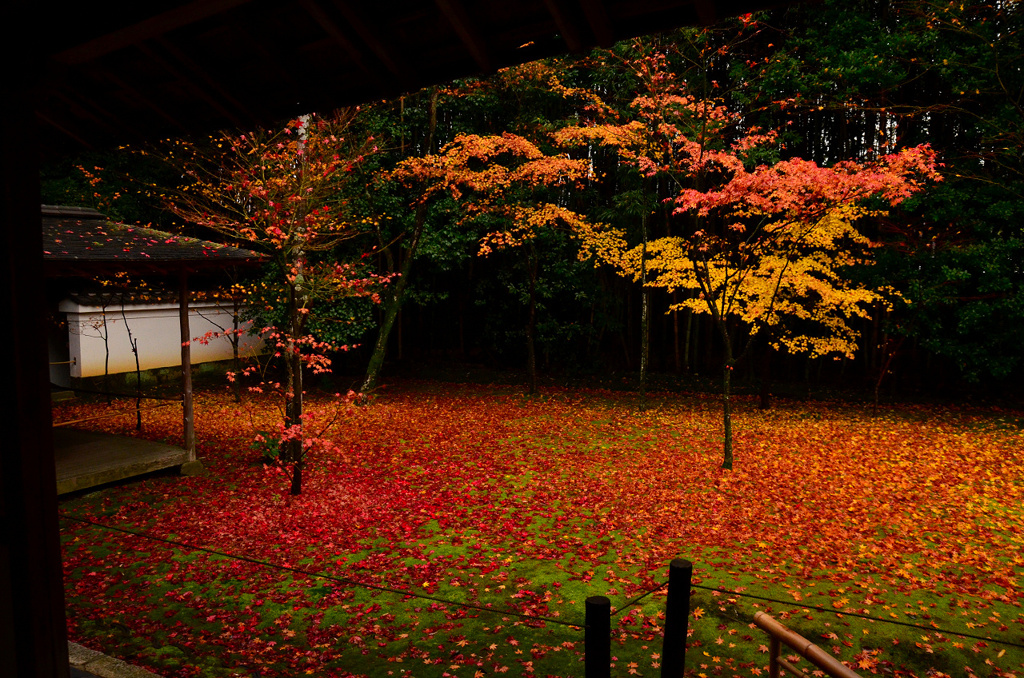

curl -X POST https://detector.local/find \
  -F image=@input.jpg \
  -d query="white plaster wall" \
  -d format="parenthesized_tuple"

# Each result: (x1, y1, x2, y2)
(59, 300, 263, 378)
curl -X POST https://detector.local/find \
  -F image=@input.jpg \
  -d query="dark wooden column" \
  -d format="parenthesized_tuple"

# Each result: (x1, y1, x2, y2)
(1, 45, 70, 678)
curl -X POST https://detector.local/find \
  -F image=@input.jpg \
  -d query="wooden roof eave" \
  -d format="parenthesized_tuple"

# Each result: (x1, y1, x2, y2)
(42, 254, 267, 279)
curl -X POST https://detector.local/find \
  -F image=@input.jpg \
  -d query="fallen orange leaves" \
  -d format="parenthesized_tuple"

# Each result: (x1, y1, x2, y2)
(54, 381, 1024, 676)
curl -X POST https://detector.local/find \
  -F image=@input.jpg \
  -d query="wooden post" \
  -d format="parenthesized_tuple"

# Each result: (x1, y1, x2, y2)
(178, 270, 200, 474)
(769, 636, 781, 678)
(1, 49, 70, 677)
(584, 596, 611, 678)
(661, 559, 692, 677)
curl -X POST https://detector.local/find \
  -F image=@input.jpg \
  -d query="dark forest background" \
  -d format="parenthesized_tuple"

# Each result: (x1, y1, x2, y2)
(43, 0, 1024, 404)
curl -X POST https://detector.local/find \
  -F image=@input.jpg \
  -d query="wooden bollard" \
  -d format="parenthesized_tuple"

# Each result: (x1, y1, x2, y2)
(585, 595, 611, 678)
(661, 559, 693, 678)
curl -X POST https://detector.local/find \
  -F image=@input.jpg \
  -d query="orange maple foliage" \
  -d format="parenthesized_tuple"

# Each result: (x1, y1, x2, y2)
(392, 132, 593, 255)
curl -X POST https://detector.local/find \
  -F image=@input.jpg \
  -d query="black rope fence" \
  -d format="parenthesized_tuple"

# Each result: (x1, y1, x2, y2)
(59, 512, 585, 630)
(61, 511, 1024, 650)
(611, 580, 669, 616)
(53, 402, 178, 428)
(52, 383, 184, 428)
(587, 573, 1024, 651)
(56, 517, 1023, 678)
(687, 581, 1024, 650)
(51, 382, 181, 402)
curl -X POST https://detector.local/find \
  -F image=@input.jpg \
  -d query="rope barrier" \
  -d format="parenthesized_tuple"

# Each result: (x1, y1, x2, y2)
(691, 583, 1024, 650)
(53, 402, 178, 428)
(56, 512, 1024, 649)
(611, 581, 669, 616)
(59, 513, 586, 630)
(51, 383, 180, 401)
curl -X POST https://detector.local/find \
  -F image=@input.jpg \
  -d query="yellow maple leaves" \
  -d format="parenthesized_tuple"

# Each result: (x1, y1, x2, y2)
(574, 210, 893, 359)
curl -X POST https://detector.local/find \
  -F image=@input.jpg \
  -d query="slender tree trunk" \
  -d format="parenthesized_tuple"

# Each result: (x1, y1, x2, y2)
(688, 311, 696, 374)
(288, 346, 303, 496)
(525, 244, 539, 395)
(179, 273, 196, 462)
(869, 302, 880, 376)
(285, 282, 305, 496)
(121, 305, 142, 430)
(361, 89, 437, 393)
(361, 284, 403, 393)
(286, 361, 303, 495)
(672, 293, 681, 374)
(361, 205, 426, 393)
(874, 336, 904, 416)
(397, 307, 403, 360)
(640, 234, 649, 396)
(758, 342, 773, 410)
(722, 355, 734, 470)
(704, 311, 714, 373)
(230, 322, 241, 403)
(710, 310, 735, 470)
(284, 117, 313, 496)
(102, 307, 111, 405)
(231, 296, 241, 403)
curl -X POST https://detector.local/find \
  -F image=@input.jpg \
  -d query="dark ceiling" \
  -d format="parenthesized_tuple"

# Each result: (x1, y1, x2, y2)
(36, 0, 788, 158)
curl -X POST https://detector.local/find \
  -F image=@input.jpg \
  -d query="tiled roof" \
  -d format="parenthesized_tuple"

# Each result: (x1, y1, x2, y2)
(42, 205, 263, 276)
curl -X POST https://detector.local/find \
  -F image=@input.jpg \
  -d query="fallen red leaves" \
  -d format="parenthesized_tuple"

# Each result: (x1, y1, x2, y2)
(56, 382, 1024, 677)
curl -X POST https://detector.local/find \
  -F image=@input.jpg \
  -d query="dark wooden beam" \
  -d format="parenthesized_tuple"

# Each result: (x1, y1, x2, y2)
(35, 84, 147, 154)
(231, 24, 302, 99)
(101, 71, 191, 134)
(155, 37, 257, 124)
(542, 0, 585, 52)
(135, 41, 246, 128)
(298, 0, 386, 94)
(693, 0, 719, 25)
(34, 110, 93, 149)
(53, 90, 128, 139)
(54, 0, 255, 65)
(434, 0, 492, 73)
(332, 0, 408, 80)
(578, 0, 615, 46)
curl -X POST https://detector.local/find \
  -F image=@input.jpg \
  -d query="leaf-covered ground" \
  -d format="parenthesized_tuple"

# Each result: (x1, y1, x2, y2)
(56, 381, 1024, 677)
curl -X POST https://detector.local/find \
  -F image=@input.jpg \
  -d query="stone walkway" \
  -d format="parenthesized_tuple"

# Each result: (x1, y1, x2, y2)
(68, 642, 162, 678)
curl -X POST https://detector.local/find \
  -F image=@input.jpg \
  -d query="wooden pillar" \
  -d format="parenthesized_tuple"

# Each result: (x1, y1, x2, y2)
(1, 41, 70, 678)
(178, 270, 198, 469)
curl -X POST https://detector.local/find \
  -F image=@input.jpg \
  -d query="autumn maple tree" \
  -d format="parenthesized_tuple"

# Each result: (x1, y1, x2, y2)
(157, 112, 388, 494)
(556, 47, 941, 468)
(392, 132, 595, 394)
